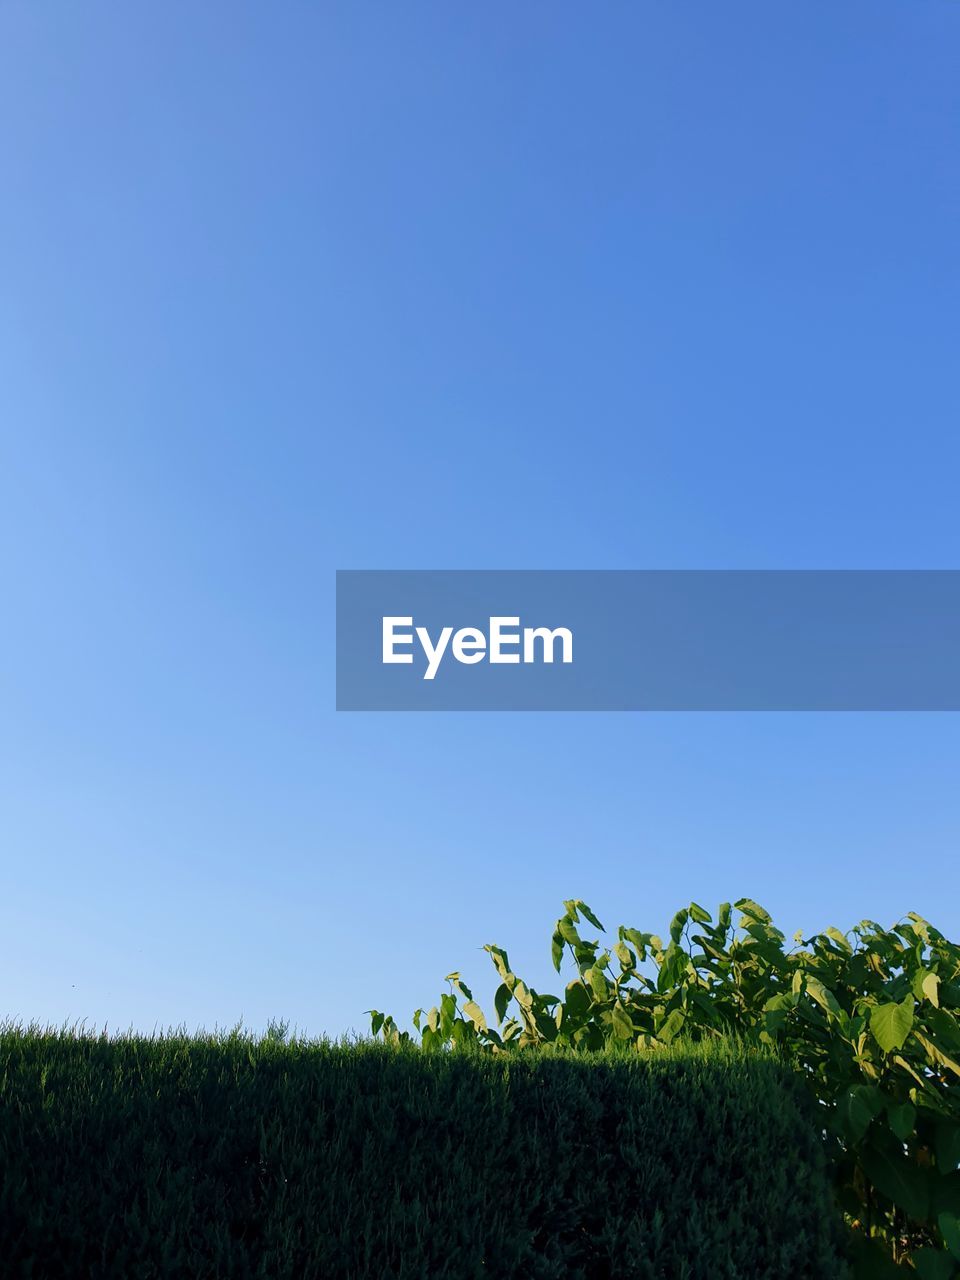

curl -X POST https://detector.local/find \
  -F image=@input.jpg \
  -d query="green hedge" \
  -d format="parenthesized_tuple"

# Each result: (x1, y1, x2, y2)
(0, 1030, 843, 1279)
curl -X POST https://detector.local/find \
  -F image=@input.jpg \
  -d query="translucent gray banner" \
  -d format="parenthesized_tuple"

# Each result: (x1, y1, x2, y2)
(336, 571, 960, 711)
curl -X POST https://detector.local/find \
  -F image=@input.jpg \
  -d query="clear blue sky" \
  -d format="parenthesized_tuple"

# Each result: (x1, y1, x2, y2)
(2, 2, 958, 1036)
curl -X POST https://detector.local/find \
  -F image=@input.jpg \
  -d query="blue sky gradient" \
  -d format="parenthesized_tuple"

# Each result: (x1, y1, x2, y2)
(2, 2, 958, 1034)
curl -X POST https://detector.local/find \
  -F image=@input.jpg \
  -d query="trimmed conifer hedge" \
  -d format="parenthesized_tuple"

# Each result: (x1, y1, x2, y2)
(0, 1029, 844, 1279)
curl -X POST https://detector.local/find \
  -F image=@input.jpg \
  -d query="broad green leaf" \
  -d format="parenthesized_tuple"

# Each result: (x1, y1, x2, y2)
(622, 928, 651, 957)
(689, 901, 712, 924)
(932, 1172, 960, 1218)
(824, 926, 852, 953)
(912, 1249, 954, 1280)
(763, 992, 796, 1014)
(669, 909, 688, 943)
(494, 982, 511, 1024)
(658, 940, 690, 991)
(512, 980, 534, 1011)
(914, 1031, 960, 1080)
(925, 972, 942, 1007)
(688, 988, 722, 1026)
(577, 901, 604, 931)
(564, 979, 592, 1018)
(894, 1054, 937, 1096)
(935, 1123, 960, 1173)
(558, 917, 581, 946)
(847, 1232, 903, 1280)
(928, 1005, 960, 1046)
(551, 929, 564, 972)
(533, 1006, 558, 1043)
(611, 1002, 634, 1040)
(696, 937, 729, 963)
(862, 1145, 929, 1220)
(449, 1019, 468, 1045)
(587, 967, 610, 1001)
(613, 940, 635, 969)
(805, 977, 842, 1018)
(913, 969, 942, 1008)
(462, 1000, 487, 1032)
(658, 1007, 685, 1044)
(907, 914, 935, 944)
(440, 993, 456, 1037)
(421, 1026, 439, 1052)
(836, 1085, 884, 1144)
(762, 1008, 790, 1039)
(869, 997, 914, 1053)
(734, 898, 771, 923)
(742, 928, 788, 967)
(939, 1212, 960, 1261)
(887, 1100, 916, 1143)
(484, 944, 512, 984)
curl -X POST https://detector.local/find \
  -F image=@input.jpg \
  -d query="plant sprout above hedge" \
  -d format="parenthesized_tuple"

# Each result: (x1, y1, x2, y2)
(371, 897, 960, 1277)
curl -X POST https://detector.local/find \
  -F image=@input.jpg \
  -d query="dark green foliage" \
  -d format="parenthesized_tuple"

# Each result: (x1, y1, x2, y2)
(374, 899, 960, 1274)
(0, 1030, 843, 1279)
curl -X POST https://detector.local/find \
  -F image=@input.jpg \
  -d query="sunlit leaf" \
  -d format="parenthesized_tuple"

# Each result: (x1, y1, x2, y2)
(869, 998, 914, 1053)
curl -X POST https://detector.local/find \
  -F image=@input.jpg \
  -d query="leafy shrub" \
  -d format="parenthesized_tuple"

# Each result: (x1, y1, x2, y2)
(372, 898, 960, 1277)
(0, 1030, 842, 1279)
